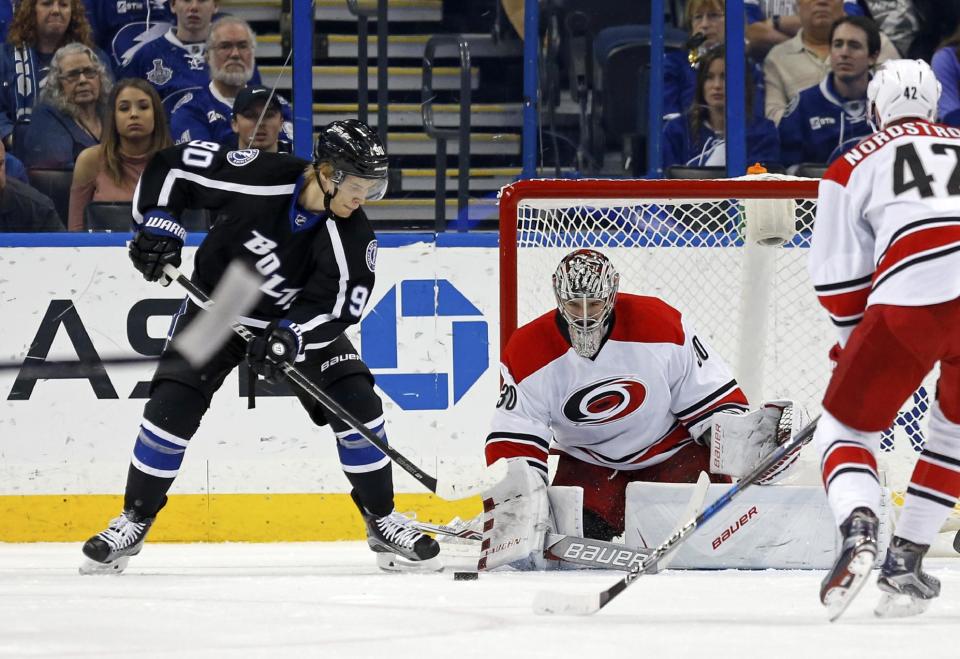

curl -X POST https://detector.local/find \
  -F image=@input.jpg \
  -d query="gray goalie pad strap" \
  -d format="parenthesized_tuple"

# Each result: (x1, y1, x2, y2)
(543, 534, 658, 574)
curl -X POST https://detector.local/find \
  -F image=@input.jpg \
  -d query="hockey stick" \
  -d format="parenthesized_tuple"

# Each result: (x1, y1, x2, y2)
(0, 262, 263, 377)
(532, 414, 821, 615)
(162, 264, 506, 501)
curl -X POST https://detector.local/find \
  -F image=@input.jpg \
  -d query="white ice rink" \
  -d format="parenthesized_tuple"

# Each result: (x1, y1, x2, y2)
(1, 541, 958, 658)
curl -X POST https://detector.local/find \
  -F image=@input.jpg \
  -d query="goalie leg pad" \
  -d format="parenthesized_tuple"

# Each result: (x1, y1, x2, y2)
(624, 480, 892, 568)
(478, 459, 550, 571)
(546, 486, 584, 538)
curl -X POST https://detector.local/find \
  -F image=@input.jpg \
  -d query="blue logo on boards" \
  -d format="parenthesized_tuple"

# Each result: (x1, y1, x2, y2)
(360, 280, 488, 410)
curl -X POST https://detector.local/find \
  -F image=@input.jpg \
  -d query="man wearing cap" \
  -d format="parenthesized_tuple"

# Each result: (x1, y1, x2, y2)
(169, 15, 290, 148)
(231, 86, 286, 152)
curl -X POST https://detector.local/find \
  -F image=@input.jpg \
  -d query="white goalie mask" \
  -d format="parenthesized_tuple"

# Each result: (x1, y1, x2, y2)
(552, 249, 620, 358)
(867, 59, 941, 129)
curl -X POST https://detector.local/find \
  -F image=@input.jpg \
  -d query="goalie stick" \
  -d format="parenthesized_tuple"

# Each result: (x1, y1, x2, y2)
(533, 418, 820, 615)
(162, 264, 506, 501)
(411, 520, 659, 572)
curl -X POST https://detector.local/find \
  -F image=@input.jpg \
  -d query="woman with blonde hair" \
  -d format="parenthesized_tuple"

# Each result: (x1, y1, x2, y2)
(68, 78, 171, 231)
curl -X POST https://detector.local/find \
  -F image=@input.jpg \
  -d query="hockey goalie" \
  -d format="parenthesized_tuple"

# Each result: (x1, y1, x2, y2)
(479, 249, 871, 572)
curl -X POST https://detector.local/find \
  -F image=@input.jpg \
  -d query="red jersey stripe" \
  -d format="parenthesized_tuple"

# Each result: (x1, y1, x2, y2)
(817, 286, 871, 318)
(484, 441, 548, 466)
(875, 225, 960, 281)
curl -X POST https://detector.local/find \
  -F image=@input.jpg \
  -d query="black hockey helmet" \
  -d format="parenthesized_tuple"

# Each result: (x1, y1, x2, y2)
(312, 119, 389, 201)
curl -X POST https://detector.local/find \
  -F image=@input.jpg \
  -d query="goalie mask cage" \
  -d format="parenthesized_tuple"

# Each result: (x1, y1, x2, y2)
(499, 176, 936, 490)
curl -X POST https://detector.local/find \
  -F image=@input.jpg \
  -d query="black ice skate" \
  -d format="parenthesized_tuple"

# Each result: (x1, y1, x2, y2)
(351, 492, 441, 572)
(875, 536, 940, 618)
(820, 507, 879, 622)
(79, 509, 156, 575)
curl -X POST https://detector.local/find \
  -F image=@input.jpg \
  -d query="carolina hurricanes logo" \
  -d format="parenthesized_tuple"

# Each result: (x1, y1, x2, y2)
(562, 377, 647, 425)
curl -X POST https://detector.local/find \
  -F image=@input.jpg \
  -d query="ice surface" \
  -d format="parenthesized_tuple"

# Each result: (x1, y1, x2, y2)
(1, 542, 958, 658)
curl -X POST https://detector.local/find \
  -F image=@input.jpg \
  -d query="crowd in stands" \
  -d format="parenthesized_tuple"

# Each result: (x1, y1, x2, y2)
(660, 0, 960, 176)
(3, 0, 960, 230)
(0, 0, 290, 232)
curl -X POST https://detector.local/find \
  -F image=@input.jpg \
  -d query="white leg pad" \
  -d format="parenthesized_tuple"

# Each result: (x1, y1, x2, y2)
(546, 486, 584, 537)
(623, 481, 893, 569)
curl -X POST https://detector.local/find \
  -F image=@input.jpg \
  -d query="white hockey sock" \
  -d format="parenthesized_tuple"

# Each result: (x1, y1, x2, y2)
(814, 410, 882, 527)
(896, 401, 960, 545)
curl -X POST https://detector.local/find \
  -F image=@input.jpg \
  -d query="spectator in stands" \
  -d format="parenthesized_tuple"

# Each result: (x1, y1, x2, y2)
(851, 0, 919, 57)
(20, 43, 111, 170)
(0, 1, 12, 43)
(764, 0, 897, 123)
(0, 0, 104, 148)
(746, 1, 803, 60)
(662, 46, 780, 170)
(0, 138, 64, 231)
(119, 0, 220, 111)
(932, 22, 960, 127)
(82, 0, 173, 67)
(5, 149, 28, 183)
(231, 86, 285, 152)
(779, 15, 878, 169)
(665, 0, 766, 121)
(170, 16, 291, 148)
(68, 78, 171, 231)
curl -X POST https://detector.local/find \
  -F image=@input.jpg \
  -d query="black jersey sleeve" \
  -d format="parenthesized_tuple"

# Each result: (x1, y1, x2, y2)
(283, 210, 378, 351)
(131, 142, 305, 237)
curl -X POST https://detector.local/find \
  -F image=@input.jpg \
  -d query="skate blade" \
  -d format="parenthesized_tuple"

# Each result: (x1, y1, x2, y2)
(375, 552, 443, 573)
(79, 555, 130, 575)
(823, 549, 876, 622)
(875, 592, 932, 618)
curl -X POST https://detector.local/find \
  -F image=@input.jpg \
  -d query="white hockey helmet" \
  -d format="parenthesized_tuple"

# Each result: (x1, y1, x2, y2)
(867, 59, 941, 129)
(552, 249, 620, 358)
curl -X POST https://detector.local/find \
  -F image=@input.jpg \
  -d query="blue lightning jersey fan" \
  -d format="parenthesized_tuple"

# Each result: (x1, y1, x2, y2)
(169, 83, 294, 150)
(778, 73, 873, 167)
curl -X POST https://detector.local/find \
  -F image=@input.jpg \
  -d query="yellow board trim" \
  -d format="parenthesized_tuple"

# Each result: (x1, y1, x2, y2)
(0, 493, 481, 542)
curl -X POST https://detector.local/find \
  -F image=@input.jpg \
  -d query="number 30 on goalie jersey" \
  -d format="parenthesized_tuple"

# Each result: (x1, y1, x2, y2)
(484, 294, 749, 475)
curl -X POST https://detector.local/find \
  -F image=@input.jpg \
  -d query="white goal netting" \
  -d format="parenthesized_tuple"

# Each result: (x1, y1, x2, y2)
(500, 177, 936, 494)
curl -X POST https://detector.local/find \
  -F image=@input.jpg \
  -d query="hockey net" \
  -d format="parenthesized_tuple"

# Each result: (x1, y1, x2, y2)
(499, 176, 939, 513)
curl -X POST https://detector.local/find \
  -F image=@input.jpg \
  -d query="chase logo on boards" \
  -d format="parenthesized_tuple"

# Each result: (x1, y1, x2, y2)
(360, 279, 488, 410)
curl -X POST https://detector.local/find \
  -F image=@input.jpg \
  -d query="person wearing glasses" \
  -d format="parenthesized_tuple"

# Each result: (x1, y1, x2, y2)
(169, 16, 290, 150)
(20, 42, 111, 169)
(119, 0, 262, 114)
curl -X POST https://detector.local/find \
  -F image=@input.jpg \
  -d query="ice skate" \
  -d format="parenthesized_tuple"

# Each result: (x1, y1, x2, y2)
(875, 536, 940, 618)
(79, 509, 156, 575)
(352, 492, 442, 572)
(820, 507, 878, 621)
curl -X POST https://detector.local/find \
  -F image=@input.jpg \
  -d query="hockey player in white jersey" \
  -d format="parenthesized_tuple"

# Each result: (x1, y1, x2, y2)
(478, 249, 808, 570)
(810, 59, 960, 620)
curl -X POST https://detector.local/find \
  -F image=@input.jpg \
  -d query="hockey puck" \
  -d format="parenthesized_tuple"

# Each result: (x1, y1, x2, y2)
(453, 571, 479, 581)
(953, 530, 960, 554)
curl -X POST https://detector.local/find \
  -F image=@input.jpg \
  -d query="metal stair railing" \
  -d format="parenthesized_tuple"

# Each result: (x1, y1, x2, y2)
(346, 0, 389, 141)
(421, 35, 472, 232)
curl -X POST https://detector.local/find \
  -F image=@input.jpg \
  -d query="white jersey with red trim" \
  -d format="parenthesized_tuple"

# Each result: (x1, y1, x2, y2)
(810, 119, 960, 344)
(484, 294, 749, 476)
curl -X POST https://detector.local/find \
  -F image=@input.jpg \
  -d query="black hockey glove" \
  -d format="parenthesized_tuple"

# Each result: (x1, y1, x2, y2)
(246, 320, 303, 383)
(129, 220, 185, 282)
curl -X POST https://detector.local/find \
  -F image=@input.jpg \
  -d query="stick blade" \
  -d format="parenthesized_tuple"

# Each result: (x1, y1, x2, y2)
(434, 458, 509, 501)
(532, 590, 601, 616)
(173, 261, 262, 368)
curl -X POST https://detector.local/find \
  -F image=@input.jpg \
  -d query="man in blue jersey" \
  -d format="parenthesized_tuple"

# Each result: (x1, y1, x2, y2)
(119, 0, 219, 111)
(83, 0, 173, 68)
(169, 16, 290, 149)
(779, 15, 879, 169)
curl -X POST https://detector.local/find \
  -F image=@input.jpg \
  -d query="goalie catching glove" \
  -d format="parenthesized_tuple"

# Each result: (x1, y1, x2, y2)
(246, 320, 303, 383)
(708, 400, 808, 484)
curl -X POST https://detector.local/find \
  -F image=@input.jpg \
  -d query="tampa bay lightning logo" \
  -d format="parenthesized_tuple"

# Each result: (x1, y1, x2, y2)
(227, 149, 259, 166)
(562, 377, 646, 425)
(365, 240, 378, 272)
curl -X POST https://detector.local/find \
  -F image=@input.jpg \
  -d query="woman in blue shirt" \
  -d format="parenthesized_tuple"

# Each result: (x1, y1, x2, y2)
(662, 46, 780, 170)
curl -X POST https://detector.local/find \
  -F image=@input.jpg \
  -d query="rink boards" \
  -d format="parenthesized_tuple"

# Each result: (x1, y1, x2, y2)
(0, 234, 499, 541)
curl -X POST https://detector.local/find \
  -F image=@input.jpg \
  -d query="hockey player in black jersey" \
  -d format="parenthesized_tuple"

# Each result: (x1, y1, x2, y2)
(80, 120, 441, 574)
